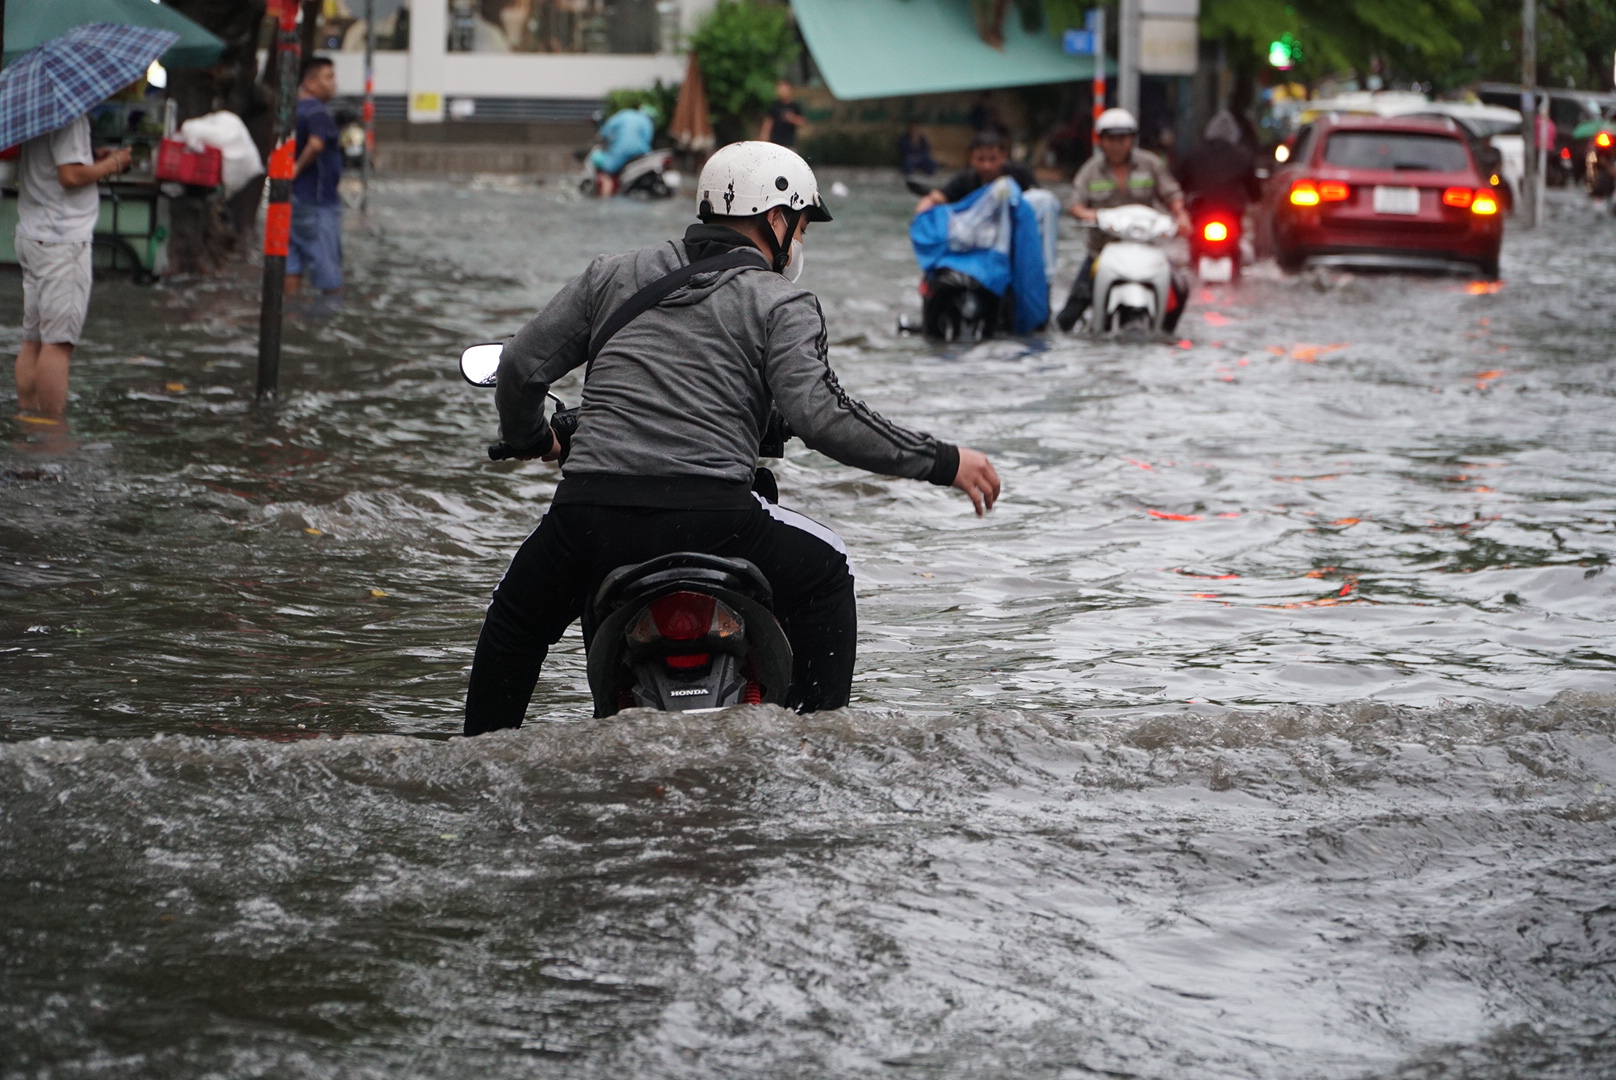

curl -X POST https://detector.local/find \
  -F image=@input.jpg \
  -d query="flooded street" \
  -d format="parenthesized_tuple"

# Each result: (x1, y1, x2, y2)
(3, 174, 1615, 1077)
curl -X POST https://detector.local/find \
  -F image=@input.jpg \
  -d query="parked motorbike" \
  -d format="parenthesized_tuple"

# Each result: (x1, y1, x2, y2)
(1187, 197, 1242, 283)
(1085, 205, 1181, 336)
(578, 148, 681, 199)
(459, 343, 793, 717)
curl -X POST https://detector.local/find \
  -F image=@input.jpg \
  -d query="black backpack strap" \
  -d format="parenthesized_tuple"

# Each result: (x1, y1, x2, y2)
(588, 247, 770, 363)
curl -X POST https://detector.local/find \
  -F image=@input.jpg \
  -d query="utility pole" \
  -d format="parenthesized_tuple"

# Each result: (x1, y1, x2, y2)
(1091, 7, 1107, 150)
(1118, 0, 1139, 117)
(362, 0, 375, 215)
(1520, 0, 1537, 229)
(257, 0, 301, 399)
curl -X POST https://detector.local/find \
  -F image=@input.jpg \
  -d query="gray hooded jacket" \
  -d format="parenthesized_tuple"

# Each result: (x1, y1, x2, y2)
(496, 224, 959, 509)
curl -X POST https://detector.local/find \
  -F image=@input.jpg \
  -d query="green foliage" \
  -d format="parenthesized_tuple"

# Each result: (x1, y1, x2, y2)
(1038, 0, 1092, 36)
(1200, 0, 1483, 82)
(603, 80, 681, 136)
(690, 1, 800, 135)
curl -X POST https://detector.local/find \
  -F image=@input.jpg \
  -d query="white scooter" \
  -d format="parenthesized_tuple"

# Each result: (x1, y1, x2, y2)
(578, 148, 682, 199)
(1086, 205, 1179, 336)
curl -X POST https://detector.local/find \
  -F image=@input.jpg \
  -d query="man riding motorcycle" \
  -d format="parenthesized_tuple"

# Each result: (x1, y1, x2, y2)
(465, 142, 1001, 735)
(589, 104, 657, 195)
(1056, 108, 1194, 333)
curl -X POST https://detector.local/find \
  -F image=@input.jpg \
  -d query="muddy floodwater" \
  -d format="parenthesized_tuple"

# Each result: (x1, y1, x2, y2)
(3, 174, 1615, 1078)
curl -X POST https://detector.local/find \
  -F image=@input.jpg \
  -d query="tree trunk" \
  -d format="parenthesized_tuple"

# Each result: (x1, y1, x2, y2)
(162, 0, 269, 275)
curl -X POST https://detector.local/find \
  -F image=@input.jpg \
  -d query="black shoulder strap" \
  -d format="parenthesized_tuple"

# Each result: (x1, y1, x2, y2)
(588, 247, 770, 363)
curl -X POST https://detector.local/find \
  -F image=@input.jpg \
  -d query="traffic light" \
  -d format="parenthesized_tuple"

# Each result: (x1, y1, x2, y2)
(1269, 34, 1299, 70)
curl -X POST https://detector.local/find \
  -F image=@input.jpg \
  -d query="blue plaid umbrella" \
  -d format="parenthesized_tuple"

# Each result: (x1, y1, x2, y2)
(0, 22, 179, 151)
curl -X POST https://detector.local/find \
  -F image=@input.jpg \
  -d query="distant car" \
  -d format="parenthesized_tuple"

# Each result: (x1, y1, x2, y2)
(1265, 115, 1503, 278)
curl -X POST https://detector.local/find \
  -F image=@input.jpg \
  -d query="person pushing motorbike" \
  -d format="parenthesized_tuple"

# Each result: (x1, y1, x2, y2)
(1056, 108, 1194, 332)
(465, 142, 1000, 735)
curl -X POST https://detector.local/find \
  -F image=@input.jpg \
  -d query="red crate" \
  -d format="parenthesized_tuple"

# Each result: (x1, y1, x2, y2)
(154, 138, 222, 187)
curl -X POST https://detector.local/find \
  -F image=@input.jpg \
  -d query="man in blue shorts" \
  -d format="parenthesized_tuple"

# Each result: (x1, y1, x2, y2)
(286, 56, 344, 295)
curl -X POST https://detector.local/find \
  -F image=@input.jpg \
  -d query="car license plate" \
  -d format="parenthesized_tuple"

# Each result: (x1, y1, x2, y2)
(1373, 186, 1421, 215)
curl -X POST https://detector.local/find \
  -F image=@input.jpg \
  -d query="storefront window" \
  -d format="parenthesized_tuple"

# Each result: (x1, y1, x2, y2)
(446, 0, 662, 55)
(330, 0, 411, 51)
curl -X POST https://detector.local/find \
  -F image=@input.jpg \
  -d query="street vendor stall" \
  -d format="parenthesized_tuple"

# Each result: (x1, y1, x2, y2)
(0, 0, 226, 282)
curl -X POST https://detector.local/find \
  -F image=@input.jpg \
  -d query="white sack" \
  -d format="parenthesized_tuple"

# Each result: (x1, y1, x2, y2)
(178, 111, 264, 197)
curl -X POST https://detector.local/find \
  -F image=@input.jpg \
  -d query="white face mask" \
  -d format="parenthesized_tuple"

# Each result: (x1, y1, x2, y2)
(784, 237, 805, 284)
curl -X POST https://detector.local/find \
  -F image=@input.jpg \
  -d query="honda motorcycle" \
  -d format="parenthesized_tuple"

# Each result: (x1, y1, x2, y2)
(459, 344, 792, 717)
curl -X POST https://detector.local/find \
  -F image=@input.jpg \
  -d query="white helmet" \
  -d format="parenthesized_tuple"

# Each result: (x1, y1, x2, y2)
(1095, 108, 1139, 136)
(696, 140, 833, 224)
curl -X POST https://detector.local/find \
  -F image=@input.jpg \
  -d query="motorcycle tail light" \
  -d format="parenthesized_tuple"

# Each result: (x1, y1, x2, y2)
(1442, 187, 1474, 208)
(1202, 220, 1229, 242)
(1562, 147, 1573, 159)
(628, 592, 742, 645)
(1318, 181, 1349, 202)
(1598, 132, 1613, 148)
(1288, 180, 1320, 206)
(1471, 190, 1499, 215)
(648, 592, 715, 642)
(664, 653, 711, 669)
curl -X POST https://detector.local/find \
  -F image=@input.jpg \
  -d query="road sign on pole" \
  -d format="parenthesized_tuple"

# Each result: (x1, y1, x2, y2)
(1064, 29, 1095, 55)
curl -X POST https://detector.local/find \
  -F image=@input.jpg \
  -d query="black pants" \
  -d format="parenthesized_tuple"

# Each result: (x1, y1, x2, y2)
(1060, 252, 1190, 333)
(465, 500, 856, 734)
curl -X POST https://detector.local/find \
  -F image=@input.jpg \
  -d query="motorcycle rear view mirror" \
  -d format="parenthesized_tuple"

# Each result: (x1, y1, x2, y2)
(459, 343, 503, 387)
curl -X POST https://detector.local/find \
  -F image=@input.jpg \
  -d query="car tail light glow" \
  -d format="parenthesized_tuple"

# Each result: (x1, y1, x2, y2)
(1289, 180, 1320, 206)
(1318, 181, 1349, 202)
(1598, 132, 1613, 148)
(1471, 190, 1499, 215)
(1442, 187, 1474, 208)
(1202, 220, 1229, 242)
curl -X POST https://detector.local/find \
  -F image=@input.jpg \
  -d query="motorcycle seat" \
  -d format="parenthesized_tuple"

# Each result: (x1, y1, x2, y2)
(593, 552, 775, 619)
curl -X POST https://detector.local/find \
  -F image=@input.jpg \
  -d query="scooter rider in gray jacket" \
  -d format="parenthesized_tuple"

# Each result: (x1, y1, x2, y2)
(465, 142, 1000, 734)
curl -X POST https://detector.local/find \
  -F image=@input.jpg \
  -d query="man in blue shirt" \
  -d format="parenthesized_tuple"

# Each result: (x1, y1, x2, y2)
(286, 57, 344, 295)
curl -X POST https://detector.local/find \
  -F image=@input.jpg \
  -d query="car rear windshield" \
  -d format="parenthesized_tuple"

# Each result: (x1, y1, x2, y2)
(1322, 132, 1469, 172)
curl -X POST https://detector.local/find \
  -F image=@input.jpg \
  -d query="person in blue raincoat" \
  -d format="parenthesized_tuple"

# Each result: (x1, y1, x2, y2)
(911, 174, 1049, 334)
(589, 104, 658, 194)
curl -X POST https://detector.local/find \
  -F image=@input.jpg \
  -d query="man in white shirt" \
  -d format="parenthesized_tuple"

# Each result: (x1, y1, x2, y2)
(13, 114, 130, 420)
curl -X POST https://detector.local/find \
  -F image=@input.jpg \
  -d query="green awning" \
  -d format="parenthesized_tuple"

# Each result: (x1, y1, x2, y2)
(790, 0, 1102, 101)
(4, 0, 225, 70)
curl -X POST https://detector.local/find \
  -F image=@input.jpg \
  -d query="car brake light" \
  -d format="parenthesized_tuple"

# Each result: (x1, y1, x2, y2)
(1289, 180, 1320, 206)
(1202, 220, 1229, 242)
(1318, 181, 1349, 202)
(1598, 132, 1612, 148)
(1442, 186, 1474, 208)
(1562, 147, 1573, 159)
(1471, 189, 1499, 215)
(664, 653, 711, 669)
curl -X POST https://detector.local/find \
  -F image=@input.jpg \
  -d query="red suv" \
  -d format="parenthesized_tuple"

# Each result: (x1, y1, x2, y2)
(1266, 115, 1503, 278)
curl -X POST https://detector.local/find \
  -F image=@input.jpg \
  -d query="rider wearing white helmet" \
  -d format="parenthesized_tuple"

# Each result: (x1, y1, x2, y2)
(1058, 108, 1194, 331)
(465, 142, 1000, 734)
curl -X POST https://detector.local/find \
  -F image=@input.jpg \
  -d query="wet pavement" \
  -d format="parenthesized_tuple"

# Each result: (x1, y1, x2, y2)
(2, 174, 1614, 1078)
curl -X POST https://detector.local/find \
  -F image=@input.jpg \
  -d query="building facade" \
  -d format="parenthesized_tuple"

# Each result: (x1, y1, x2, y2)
(322, 0, 715, 126)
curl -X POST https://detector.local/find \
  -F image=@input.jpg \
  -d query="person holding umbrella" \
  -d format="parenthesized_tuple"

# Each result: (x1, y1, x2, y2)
(13, 116, 133, 419)
(1, 23, 186, 422)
